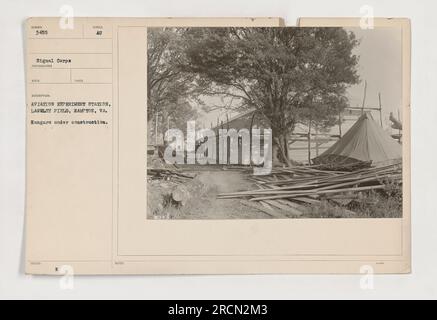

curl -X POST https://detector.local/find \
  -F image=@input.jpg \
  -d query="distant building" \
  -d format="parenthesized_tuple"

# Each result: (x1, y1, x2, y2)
(196, 110, 270, 165)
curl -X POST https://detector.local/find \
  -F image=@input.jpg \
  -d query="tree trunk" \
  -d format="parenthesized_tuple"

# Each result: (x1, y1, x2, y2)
(272, 126, 299, 167)
(273, 134, 291, 167)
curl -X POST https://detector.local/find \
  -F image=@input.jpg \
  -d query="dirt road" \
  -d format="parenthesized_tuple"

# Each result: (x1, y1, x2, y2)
(175, 169, 271, 219)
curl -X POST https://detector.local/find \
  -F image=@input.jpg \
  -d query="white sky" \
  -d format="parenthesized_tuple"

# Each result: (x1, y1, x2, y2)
(346, 27, 402, 124)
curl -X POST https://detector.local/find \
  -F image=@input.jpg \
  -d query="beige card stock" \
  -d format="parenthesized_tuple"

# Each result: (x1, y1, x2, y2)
(25, 17, 410, 275)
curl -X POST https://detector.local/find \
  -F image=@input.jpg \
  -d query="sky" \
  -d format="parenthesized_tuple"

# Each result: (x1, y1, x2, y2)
(346, 27, 402, 125)
(196, 26, 403, 131)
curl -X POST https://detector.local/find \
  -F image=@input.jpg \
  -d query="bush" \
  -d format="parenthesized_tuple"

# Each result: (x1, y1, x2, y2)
(303, 179, 402, 219)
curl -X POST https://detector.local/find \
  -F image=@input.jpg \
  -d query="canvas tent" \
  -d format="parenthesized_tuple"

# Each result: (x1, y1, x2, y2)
(312, 112, 402, 166)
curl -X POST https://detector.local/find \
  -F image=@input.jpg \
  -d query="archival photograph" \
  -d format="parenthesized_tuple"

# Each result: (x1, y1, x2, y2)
(146, 27, 403, 220)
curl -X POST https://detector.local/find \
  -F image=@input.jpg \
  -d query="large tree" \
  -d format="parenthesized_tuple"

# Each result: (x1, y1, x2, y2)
(147, 28, 200, 136)
(181, 27, 360, 164)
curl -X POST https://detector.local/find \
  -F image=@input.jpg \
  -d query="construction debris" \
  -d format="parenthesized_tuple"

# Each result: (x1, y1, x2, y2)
(218, 162, 402, 217)
(148, 168, 196, 183)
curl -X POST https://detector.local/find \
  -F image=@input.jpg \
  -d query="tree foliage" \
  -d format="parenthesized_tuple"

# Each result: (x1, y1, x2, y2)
(148, 27, 360, 163)
(181, 27, 360, 162)
(147, 28, 199, 134)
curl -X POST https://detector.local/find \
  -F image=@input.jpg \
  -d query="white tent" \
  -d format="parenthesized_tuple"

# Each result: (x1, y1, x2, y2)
(313, 112, 402, 166)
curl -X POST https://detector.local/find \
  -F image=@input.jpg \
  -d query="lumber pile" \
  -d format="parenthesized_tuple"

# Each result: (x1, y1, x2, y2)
(311, 160, 372, 172)
(147, 168, 195, 183)
(218, 162, 402, 217)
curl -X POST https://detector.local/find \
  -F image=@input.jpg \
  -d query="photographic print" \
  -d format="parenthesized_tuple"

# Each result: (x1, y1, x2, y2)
(147, 27, 403, 220)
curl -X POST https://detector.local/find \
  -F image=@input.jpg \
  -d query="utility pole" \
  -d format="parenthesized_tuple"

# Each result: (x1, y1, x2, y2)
(307, 120, 312, 164)
(155, 112, 159, 146)
(361, 80, 367, 115)
(378, 92, 383, 127)
(397, 110, 401, 143)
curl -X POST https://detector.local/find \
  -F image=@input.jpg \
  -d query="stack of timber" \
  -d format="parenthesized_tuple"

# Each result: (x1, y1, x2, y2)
(311, 160, 372, 172)
(147, 168, 195, 183)
(218, 162, 402, 217)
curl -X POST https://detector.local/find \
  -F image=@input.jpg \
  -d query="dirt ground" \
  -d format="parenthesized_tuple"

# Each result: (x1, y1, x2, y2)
(181, 169, 271, 219)
(148, 168, 274, 219)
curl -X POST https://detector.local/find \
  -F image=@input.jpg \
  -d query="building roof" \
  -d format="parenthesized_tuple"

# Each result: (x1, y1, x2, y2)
(210, 110, 270, 132)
